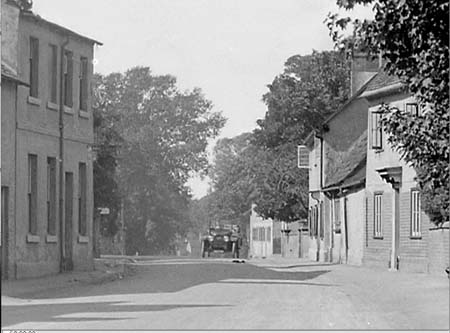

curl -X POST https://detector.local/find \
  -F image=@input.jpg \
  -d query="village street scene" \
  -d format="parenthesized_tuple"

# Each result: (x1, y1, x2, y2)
(1, 0, 449, 331)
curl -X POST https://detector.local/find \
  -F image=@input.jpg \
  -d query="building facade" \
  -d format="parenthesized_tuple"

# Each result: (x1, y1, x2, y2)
(362, 73, 434, 272)
(1, 3, 101, 279)
(305, 77, 375, 265)
(303, 65, 449, 274)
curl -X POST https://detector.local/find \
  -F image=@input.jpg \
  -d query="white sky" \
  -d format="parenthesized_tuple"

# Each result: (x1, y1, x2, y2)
(33, 0, 372, 198)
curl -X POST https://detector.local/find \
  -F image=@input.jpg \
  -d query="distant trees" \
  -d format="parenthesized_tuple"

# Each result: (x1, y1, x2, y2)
(251, 51, 350, 222)
(201, 51, 351, 225)
(93, 67, 225, 254)
(326, 0, 449, 224)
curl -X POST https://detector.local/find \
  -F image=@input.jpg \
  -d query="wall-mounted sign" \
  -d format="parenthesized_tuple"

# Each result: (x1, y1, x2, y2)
(99, 207, 110, 215)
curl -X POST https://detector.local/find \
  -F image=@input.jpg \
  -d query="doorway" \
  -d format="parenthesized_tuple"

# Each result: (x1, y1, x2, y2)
(1, 187, 9, 279)
(63, 172, 74, 271)
(392, 186, 400, 270)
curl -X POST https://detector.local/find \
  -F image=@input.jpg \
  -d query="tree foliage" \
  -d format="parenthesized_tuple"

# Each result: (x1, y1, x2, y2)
(251, 51, 350, 221)
(326, 0, 449, 223)
(94, 67, 225, 254)
(209, 133, 257, 221)
(92, 73, 123, 236)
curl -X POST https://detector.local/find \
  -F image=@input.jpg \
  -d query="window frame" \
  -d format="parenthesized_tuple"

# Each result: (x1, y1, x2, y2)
(334, 198, 341, 234)
(28, 154, 38, 235)
(29, 37, 40, 98)
(48, 44, 58, 104)
(406, 103, 420, 117)
(373, 192, 383, 239)
(63, 50, 74, 108)
(47, 157, 57, 235)
(371, 111, 383, 150)
(410, 189, 422, 239)
(79, 56, 89, 111)
(78, 162, 87, 236)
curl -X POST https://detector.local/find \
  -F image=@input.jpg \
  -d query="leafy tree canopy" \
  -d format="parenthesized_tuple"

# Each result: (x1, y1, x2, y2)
(95, 67, 225, 254)
(326, 0, 449, 223)
(251, 51, 351, 221)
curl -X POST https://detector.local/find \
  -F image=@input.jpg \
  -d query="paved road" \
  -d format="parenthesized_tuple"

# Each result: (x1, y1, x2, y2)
(2, 257, 449, 330)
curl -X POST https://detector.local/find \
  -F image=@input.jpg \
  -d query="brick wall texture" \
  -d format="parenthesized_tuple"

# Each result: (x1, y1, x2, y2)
(364, 189, 448, 274)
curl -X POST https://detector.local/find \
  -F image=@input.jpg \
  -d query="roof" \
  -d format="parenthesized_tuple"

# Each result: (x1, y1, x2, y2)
(360, 70, 406, 99)
(364, 70, 401, 92)
(1, 63, 28, 85)
(323, 132, 367, 190)
(20, 11, 103, 46)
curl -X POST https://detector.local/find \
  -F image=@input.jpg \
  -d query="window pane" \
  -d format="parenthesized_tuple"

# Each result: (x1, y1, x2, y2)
(28, 154, 38, 234)
(49, 45, 58, 103)
(30, 37, 39, 98)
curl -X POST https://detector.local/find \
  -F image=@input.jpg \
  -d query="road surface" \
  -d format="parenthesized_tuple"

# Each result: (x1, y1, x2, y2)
(2, 257, 449, 330)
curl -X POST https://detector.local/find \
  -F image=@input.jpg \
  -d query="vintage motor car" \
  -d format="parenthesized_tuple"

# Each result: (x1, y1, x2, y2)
(201, 226, 241, 258)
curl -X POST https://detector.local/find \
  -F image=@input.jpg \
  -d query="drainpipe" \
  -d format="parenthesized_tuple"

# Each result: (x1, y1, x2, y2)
(343, 196, 349, 264)
(13, 83, 19, 279)
(59, 38, 69, 272)
(319, 136, 324, 189)
(311, 193, 320, 261)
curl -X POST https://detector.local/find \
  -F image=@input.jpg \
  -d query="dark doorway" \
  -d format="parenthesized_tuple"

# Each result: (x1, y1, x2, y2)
(1, 187, 9, 279)
(393, 186, 400, 270)
(63, 172, 74, 271)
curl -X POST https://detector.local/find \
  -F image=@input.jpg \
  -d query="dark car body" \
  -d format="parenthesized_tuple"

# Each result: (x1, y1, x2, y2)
(208, 228, 233, 251)
(201, 226, 241, 257)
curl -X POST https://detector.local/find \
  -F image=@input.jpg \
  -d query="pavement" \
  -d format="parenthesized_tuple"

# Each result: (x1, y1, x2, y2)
(1, 255, 449, 330)
(1, 257, 135, 299)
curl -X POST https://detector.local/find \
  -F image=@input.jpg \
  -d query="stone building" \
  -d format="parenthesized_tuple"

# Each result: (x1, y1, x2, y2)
(1, 2, 101, 279)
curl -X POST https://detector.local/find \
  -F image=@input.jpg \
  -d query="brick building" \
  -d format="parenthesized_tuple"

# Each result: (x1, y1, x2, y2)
(302, 60, 449, 274)
(361, 72, 446, 273)
(1, 2, 101, 279)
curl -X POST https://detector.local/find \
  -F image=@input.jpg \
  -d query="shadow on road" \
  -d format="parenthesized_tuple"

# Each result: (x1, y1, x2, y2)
(260, 263, 338, 270)
(1, 302, 230, 327)
(14, 261, 332, 301)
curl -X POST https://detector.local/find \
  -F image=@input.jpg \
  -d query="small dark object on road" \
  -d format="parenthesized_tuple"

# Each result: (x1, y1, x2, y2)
(445, 267, 449, 277)
(232, 259, 245, 264)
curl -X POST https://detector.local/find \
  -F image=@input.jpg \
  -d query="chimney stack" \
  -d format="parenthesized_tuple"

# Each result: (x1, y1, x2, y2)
(350, 52, 380, 95)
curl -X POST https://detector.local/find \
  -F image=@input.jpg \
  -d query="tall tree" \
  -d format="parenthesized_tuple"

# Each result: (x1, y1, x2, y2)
(92, 73, 123, 236)
(326, 0, 449, 224)
(94, 67, 225, 254)
(252, 50, 350, 221)
(209, 133, 256, 222)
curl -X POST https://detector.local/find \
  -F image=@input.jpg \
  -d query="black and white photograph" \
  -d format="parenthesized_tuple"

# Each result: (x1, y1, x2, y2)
(1, 0, 449, 331)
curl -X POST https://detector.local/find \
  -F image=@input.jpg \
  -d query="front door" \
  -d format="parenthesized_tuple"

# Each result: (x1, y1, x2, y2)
(63, 172, 74, 271)
(391, 186, 400, 270)
(1, 187, 9, 279)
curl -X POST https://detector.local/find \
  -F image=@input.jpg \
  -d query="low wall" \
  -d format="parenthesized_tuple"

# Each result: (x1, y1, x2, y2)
(428, 226, 449, 276)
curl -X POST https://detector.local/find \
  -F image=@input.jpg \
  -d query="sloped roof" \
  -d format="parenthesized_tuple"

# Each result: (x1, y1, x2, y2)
(339, 159, 366, 189)
(363, 70, 403, 92)
(323, 132, 367, 189)
(21, 11, 102, 45)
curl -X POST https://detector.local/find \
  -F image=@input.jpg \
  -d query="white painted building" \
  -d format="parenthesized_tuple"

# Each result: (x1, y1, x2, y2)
(249, 206, 274, 258)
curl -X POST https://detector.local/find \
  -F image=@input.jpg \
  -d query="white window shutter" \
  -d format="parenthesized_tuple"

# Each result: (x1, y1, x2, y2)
(297, 145, 309, 169)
